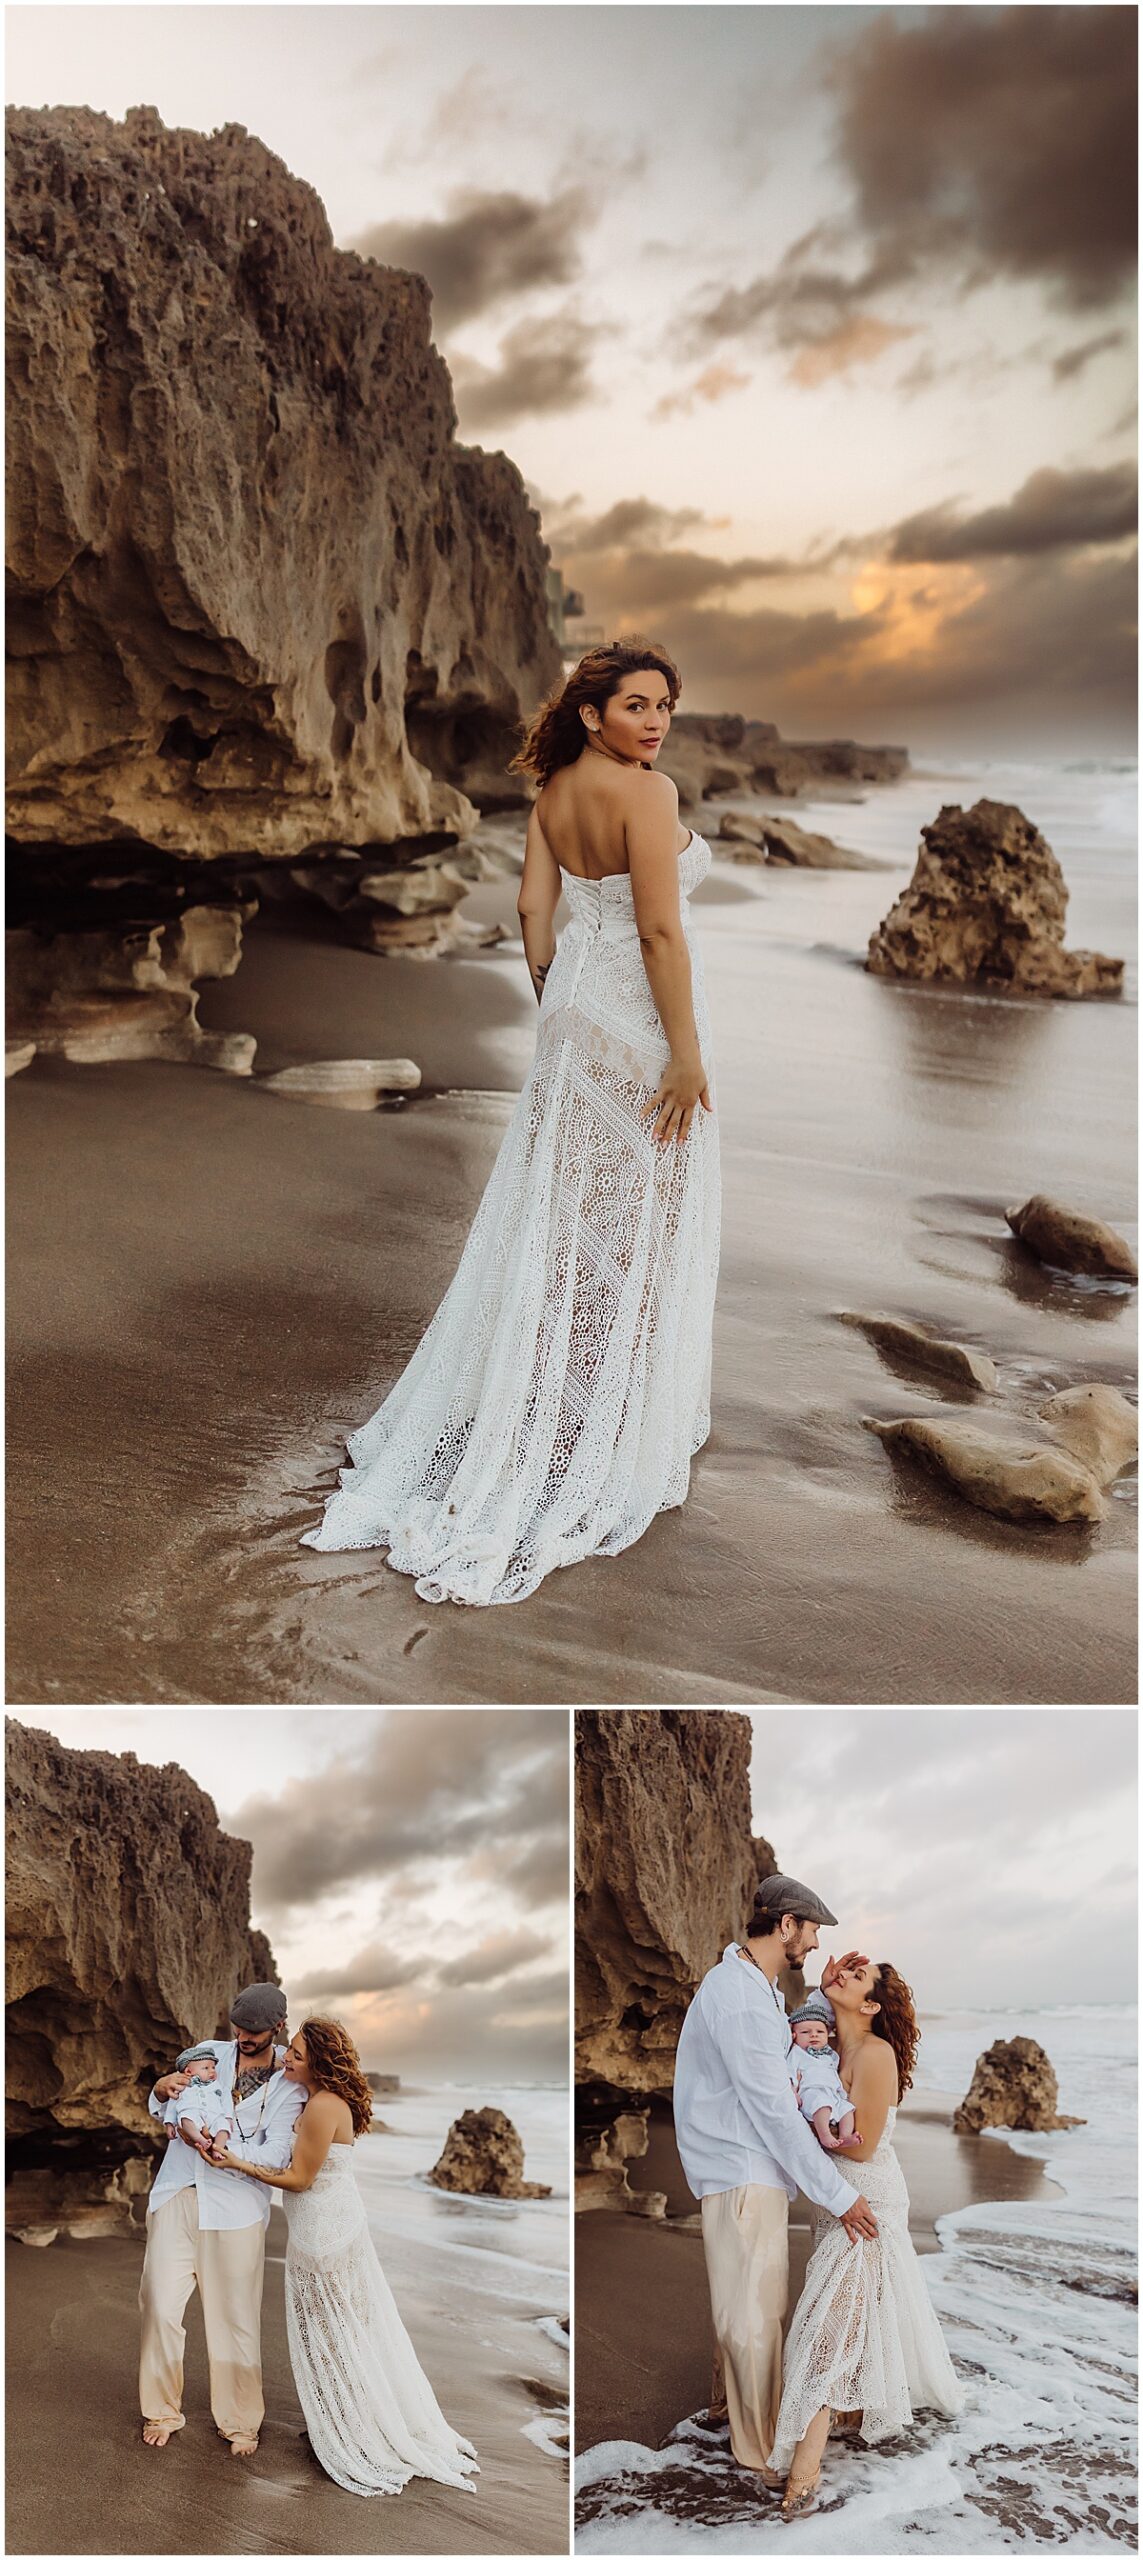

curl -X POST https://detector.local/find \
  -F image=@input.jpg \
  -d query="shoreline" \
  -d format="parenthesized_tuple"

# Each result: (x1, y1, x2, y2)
(573, 2090, 1062, 2460)
(7, 772, 1135, 1705)
(5, 2201, 568, 2557)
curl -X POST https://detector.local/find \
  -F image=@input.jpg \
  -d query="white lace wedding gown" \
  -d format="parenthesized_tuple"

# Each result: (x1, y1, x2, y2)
(771, 2106, 963, 2471)
(284, 2147, 478, 2499)
(300, 830, 721, 1605)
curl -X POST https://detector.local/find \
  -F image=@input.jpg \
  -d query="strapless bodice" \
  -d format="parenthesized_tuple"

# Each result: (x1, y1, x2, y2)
(558, 831, 711, 938)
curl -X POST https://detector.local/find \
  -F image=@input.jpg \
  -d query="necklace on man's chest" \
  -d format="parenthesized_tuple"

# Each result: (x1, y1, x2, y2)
(234, 2063, 273, 2105)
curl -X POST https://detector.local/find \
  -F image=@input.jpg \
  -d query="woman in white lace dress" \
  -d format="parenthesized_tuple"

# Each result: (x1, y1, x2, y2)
(772, 1961, 963, 2521)
(220, 2018, 477, 2500)
(299, 637, 720, 1606)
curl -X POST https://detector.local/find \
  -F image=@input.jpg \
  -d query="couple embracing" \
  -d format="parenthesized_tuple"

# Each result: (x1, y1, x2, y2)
(138, 1981, 477, 2500)
(674, 1875, 963, 2521)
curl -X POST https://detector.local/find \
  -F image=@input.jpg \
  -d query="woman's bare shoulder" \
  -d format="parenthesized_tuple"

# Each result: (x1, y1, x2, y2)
(854, 2039, 898, 2089)
(304, 2088, 351, 2119)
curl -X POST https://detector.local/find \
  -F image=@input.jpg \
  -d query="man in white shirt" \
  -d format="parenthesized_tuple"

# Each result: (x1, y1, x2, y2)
(673, 1874, 878, 2482)
(138, 1981, 307, 2456)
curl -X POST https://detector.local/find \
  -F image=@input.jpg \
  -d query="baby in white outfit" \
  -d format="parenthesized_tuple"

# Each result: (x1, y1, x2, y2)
(161, 2044, 233, 2151)
(789, 1993, 857, 2151)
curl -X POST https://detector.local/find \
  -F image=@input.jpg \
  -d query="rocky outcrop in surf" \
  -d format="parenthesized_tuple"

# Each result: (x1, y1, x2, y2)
(427, 2107, 551, 2198)
(5, 1719, 276, 2241)
(866, 799, 1124, 998)
(661, 713, 907, 812)
(953, 2036, 1085, 2134)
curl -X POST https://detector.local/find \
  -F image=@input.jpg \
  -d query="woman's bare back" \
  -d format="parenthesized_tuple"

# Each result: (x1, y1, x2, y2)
(536, 758, 693, 879)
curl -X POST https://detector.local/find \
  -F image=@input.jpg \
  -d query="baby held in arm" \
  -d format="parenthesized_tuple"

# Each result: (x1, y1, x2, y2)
(789, 1994, 858, 2152)
(161, 2045, 233, 2152)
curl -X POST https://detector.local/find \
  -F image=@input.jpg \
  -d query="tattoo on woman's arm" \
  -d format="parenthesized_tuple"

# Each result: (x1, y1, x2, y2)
(532, 959, 551, 1004)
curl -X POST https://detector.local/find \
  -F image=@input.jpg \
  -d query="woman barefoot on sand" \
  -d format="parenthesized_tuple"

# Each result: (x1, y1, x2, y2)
(220, 2019, 477, 2500)
(771, 1962, 963, 2521)
(301, 637, 720, 1608)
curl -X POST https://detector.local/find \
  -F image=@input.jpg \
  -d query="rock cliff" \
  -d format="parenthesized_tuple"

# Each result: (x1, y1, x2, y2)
(5, 105, 560, 1037)
(953, 2036, 1085, 2134)
(6, 1719, 277, 2239)
(867, 799, 1123, 998)
(575, 1709, 760, 2097)
(662, 713, 907, 810)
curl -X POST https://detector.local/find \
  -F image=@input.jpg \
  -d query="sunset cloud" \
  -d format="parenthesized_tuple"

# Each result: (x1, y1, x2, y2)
(886, 463, 1138, 562)
(451, 307, 608, 427)
(352, 183, 592, 329)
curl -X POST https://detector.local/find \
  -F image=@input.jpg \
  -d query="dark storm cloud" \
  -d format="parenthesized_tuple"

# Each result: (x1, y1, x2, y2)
(682, 8, 1135, 374)
(351, 184, 591, 330)
(1051, 329, 1129, 384)
(451, 309, 605, 428)
(231, 1708, 566, 1913)
(294, 1941, 420, 1998)
(833, 5, 1137, 315)
(887, 463, 1138, 563)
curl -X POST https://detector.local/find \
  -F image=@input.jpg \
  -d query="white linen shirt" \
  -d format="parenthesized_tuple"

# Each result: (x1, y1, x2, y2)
(672, 1945, 854, 2215)
(146, 2041, 307, 2229)
(792, 2045, 850, 2127)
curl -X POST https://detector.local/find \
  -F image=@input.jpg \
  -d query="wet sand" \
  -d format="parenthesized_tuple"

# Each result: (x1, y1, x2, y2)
(7, 801, 1136, 1704)
(4, 2215, 567, 2556)
(573, 2090, 1063, 2457)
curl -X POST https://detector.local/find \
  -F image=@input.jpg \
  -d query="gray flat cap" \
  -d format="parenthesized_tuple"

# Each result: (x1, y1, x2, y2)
(230, 1982, 287, 2031)
(753, 1872, 838, 1927)
(789, 1991, 836, 2029)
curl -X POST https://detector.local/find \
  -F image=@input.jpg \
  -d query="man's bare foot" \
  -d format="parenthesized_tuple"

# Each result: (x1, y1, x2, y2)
(142, 2421, 172, 2448)
(230, 2435, 258, 2458)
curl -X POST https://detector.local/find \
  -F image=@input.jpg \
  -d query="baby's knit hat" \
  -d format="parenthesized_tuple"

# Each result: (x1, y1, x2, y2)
(176, 2042, 219, 2069)
(789, 1991, 836, 2031)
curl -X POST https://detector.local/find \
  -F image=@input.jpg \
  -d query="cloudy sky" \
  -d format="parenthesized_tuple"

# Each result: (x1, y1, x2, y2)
(22, 1709, 569, 2081)
(7, 4, 1136, 753)
(749, 1707, 1137, 2011)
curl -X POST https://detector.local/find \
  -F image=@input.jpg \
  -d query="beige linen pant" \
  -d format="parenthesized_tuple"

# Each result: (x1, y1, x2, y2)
(700, 2183, 789, 2471)
(139, 2186, 266, 2442)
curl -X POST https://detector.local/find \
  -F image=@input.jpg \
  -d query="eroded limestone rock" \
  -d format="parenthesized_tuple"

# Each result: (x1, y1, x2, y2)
(6, 1719, 277, 2236)
(427, 2106, 551, 2198)
(953, 2036, 1084, 2135)
(1006, 1194, 1137, 1281)
(1039, 1384, 1138, 1485)
(574, 2106, 666, 2217)
(867, 799, 1124, 997)
(661, 716, 907, 809)
(840, 1312, 998, 1393)
(719, 811, 884, 870)
(6, 106, 560, 865)
(5, 1041, 35, 1076)
(260, 1058, 421, 1109)
(867, 1383, 1136, 1525)
(575, 1708, 758, 2097)
(6, 905, 256, 1069)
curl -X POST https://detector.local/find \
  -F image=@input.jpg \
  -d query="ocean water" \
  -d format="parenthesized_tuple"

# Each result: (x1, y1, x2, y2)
(575, 2008, 1137, 2552)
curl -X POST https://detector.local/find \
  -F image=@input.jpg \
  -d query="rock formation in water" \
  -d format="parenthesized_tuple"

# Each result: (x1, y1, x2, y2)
(868, 1381, 1137, 1526)
(866, 799, 1124, 998)
(365, 2071, 401, 2095)
(5, 104, 560, 1030)
(662, 713, 907, 811)
(574, 2102, 666, 2218)
(840, 1312, 998, 1393)
(953, 2036, 1085, 2135)
(575, 1709, 759, 2097)
(6, 1719, 276, 2241)
(427, 2106, 551, 2199)
(1006, 1195, 1138, 1282)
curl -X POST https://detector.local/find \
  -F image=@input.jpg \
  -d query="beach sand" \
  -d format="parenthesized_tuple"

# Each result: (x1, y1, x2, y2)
(4, 2211, 567, 2557)
(7, 802, 1135, 1705)
(573, 2091, 1063, 2459)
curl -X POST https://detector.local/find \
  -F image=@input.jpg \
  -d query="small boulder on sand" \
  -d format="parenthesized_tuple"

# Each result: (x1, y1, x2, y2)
(427, 2106, 551, 2199)
(575, 2108, 666, 2219)
(866, 1382, 1136, 1525)
(866, 799, 1124, 997)
(840, 1312, 997, 1392)
(260, 1058, 421, 1109)
(718, 811, 881, 870)
(953, 2036, 1084, 2134)
(1006, 1194, 1137, 1282)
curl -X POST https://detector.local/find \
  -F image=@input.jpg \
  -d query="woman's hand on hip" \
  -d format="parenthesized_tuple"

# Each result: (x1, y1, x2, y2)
(642, 1054, 711, 1147)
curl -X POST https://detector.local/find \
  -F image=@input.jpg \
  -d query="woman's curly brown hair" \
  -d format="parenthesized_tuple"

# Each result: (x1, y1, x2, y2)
(508, 636, 682, 787)
(299, 2016, 375, 2138)
(870, 1963, 919, 2097)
